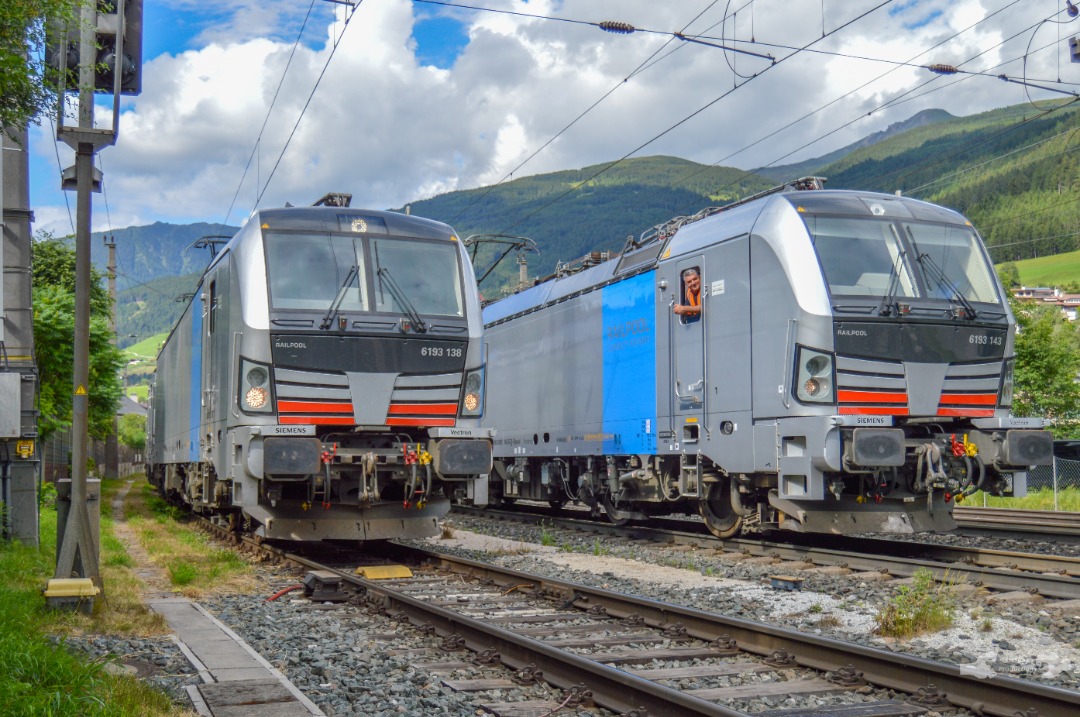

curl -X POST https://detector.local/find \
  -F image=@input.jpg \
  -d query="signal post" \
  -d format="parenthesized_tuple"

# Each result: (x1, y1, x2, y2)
(44, 1, 142, 611)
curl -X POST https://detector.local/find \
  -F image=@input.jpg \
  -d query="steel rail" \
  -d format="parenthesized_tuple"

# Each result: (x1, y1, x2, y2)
(455, 506, 1080, 598)
(286, 554, 746, 715)
(954, 507, 1080, 536)
(405, 546, 1080, 717)
(272, 541, 1080, 717)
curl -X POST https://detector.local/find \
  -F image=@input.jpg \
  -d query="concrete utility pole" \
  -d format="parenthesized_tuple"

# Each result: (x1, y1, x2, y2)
(1, 127, 40, 547)
(49, 3, 112, 603)
(45, 0, 143, 612)
(104, 235, 118, 480)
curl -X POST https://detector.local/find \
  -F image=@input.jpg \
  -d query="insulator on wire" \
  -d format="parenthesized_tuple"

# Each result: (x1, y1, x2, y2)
(599, 20, 635, 34)
(926, 64, 959, 75)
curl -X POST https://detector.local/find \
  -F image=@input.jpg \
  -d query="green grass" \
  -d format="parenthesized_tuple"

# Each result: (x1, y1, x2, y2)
(125, 384, 150, 402)
(966, 487, 1080, 511)
(167, 561, 198, 586)
(539, 520, 557, 547)
(875, 568, 958, 638)
(0, 505, 181, 716)
(1002, 249, 1080, 289)
(123, 333, 168, 360)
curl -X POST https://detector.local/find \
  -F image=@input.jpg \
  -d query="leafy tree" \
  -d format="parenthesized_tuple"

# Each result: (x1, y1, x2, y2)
(996, 262, 1020, 288)
(117, 413, 145, 452)
(1010, 297, 1080, 437)
(1, 0, 85, 131)
(32, 237, 123, 440)
(32, 233, 111, 313)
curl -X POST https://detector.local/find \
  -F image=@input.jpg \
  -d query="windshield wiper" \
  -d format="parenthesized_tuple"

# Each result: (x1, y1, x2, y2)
(319, 265, 359, 330)
(377, 266, 428, 333)
(877, 236, 907, 318)
(908, 236, 978, 320)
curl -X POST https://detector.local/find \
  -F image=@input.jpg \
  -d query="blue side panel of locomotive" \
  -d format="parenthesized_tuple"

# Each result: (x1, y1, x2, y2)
(188, 303, 202, 463)
(601, 271, 657, 454)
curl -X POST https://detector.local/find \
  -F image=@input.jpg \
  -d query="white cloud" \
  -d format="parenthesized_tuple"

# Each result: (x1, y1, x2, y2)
(28, 0, 1080, 236)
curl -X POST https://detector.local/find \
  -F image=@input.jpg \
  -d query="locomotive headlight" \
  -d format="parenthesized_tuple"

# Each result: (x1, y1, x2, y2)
(460, 367, 485, 417)
(246, 386, 269, 409)
(805, 355, 830, 377)
(804, 377, 831, 397)
(999, 357, 1015, 408)
(795, 346, 835, 404)
(239, 357, 275, 414)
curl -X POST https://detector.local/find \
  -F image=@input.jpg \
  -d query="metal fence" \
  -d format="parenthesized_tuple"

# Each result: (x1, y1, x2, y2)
(1027, 457, 1080, 496)
(40, 429, 140, 482)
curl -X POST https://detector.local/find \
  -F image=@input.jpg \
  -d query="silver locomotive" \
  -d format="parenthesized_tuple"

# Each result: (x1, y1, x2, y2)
(147, 198, 492, 541)
(480, 179, 1052, 536)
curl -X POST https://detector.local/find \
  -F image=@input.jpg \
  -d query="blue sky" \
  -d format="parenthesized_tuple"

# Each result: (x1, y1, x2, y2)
(27, 0, 1078, 237)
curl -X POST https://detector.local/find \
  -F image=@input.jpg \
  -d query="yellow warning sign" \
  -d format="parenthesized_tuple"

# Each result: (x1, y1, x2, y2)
(16, 440, 34, 458)
(74, 385, 87, 395)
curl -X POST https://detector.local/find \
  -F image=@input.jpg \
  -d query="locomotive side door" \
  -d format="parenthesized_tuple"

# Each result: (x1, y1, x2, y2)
(201, 257, 232, 466)
(669, 257, 706, 445)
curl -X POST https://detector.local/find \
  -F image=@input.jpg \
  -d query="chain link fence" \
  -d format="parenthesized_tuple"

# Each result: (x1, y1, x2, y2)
(1027, 456, 1080, 494)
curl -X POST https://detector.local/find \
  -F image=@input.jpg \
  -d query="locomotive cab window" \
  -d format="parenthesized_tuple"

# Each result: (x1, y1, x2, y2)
(903, 222, 999, 304)
(805, 214, 1001, 306)
(807, 217, 917, 299)
(372, 238, 464, 317)
(265, 232, 368, 311)
(207, 280, 217, 333)
(677, 267, 702, 324)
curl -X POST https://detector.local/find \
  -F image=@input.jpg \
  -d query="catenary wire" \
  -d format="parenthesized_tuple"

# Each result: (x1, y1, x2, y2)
(494, 1, 896, 235)
(644, 0, 1029, 214)
(682, 15, 1076, 222)
(46, 114, 75, 236)
(219, 0, 319, 232)
(254, 2, 362, 210)
(449, 0, 732, 224)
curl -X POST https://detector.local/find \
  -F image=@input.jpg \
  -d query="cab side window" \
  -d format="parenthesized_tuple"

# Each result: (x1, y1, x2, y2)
(680, 268, 702, 324)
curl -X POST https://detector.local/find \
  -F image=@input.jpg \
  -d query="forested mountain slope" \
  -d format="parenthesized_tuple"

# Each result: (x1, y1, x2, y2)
(816, 100, 1080, 263)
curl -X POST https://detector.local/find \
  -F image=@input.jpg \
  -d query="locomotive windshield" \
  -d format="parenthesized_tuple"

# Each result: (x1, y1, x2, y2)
(265, 232, 464, 317)
(372, 238, 464, 317)
(804, 215, 1000, 304)
(266, 232, 368, 311)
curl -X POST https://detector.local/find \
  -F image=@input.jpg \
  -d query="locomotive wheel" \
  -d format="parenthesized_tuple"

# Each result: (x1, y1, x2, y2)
(699, 482, 743, 539)
(599, 493, 632, 526)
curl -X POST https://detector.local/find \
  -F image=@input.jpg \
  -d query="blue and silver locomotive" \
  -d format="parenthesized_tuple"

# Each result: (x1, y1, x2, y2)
(147, 197, 492, 541)
(480, 179, 1052, 536)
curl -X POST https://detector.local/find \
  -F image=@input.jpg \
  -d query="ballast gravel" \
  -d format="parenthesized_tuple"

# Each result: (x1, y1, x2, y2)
(59, 512, 1080, 715)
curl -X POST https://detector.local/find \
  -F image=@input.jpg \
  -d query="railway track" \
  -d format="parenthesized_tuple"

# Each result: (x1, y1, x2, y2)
(249, 540, 1080, 717)
(953, 506, 1080, 537)
(451, 505, 1080, 600)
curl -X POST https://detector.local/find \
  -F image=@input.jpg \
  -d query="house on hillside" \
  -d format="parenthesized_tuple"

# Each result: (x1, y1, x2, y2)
(1011, 286, 1080, 321)
(1013, 286, 1060, 301)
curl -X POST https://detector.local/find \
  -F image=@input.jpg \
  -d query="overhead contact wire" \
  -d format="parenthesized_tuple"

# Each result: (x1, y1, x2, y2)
(255, 2, 362, 210)
(449, 0, 732, 224)
(495, 0, 895, 234)
(220, 0, 319, 231)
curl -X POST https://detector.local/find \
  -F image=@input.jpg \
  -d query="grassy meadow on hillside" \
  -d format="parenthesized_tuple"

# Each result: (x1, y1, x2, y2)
(1006, 249, 1080, 289)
